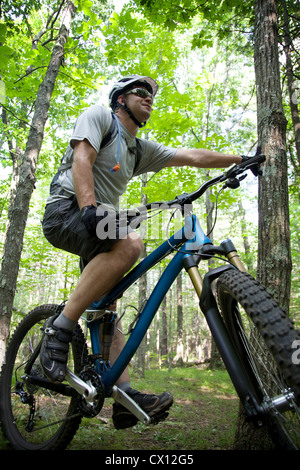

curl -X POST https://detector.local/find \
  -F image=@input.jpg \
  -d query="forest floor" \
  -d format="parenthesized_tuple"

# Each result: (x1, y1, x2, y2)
(67, 366, 239, 451)
(0, 366, 240, 452)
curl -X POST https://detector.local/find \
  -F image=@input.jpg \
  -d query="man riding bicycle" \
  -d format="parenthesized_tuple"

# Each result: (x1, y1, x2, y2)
(40, 75, 243, 429)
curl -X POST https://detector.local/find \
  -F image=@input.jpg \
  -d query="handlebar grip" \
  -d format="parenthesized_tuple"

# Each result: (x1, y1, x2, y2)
(220, 153, 266, 182)
(240, 153, 266, 169)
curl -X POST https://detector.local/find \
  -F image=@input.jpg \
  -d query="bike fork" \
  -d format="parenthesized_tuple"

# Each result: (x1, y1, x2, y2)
(184, 258, 264, 422)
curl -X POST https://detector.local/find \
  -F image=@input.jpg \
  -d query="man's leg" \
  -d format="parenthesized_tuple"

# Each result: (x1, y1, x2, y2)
(40, 233, 143, 382)
(64, 232, 144, 322)
(40, 231, 173, 426)
(109, 329, 173, 429)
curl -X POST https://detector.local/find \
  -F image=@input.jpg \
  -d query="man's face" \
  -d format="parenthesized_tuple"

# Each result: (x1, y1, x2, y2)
(118, 86, 153, 123)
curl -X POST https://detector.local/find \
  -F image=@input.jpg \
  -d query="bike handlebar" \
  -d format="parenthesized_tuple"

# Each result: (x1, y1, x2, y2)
(143, 152, 266, 210)
(118, 152, 266, 223)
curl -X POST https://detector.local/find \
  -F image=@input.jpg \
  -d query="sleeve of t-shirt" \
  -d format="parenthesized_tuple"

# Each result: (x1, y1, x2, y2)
(70, 105, 112, 152)
(133, 139, 176, 176)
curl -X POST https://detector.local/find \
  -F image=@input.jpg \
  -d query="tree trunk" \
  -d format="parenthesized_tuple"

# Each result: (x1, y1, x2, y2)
(175, 272, 184, 366)
(134, 172, 148, 376)
(160, 295, 168, 365)
(134, 272, 147, 376)
(234, 0, 291, 450)
(280, 0, 300, 167)
(0, 2, 75, 368)
(168, 289, 173, 372)
(233, 406, 274, 450)
(156, 308, 161, 367)
(255, 0, 291, 312)
(205, 170, 222, 368)
(238, 198, 254, 273)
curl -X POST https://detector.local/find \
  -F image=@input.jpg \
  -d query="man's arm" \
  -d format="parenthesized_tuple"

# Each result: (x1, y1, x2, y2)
(165, 148, 242, 168)
(72, 139, 97, 210)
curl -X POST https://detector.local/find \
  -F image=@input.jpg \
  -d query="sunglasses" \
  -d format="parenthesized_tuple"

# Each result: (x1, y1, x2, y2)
(125, 88, 154, 100)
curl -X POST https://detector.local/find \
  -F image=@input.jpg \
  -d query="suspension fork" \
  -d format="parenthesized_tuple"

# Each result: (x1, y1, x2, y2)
(183, 255, 264, 421)
(219, 239, 247, 272)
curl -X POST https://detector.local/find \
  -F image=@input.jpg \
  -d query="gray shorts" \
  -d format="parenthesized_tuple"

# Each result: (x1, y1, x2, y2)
(42, 196, 118, 263)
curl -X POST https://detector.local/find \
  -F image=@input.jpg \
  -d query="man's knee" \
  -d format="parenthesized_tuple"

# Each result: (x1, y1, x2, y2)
(127, 232, 144, 256)
(111, 233, 144, 263)
(124, 233, 144, 261)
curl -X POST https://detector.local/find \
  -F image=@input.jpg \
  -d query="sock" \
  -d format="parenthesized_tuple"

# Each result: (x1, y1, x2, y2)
(53, 313, 77, 332)
(118, 382, 132, 393)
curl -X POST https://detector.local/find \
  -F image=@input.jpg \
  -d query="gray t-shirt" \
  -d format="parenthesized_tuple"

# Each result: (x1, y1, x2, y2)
(47, 105, 176, 209)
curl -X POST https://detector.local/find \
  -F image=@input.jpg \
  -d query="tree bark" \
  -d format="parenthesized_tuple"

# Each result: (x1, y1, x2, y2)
(134, 172, 148, 376)
(175, 272, 184, 366)
(205, 170, 222, 368)
(234, 0, 291, 450)
(160, 295, 168, 365)
(281, 0, 300, 167)
(134, 272, 147, 376)
(255, 0, 291, 311)
(0, 2, 75, 368)
(238, 198, 254, 273)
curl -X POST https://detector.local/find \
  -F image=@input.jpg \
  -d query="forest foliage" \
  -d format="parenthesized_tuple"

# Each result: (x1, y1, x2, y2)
(0, 0, 299, 367)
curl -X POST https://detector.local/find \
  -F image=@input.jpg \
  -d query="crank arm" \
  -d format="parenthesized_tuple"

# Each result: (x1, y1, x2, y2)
(65, 368, 98, 405)
(112, 386, 152, 425)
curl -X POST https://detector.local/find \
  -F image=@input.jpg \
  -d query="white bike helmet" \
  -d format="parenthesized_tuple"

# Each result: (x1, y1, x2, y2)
(109, 75, 159, 127)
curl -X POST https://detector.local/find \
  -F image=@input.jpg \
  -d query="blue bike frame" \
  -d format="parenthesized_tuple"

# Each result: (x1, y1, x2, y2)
(87, 214, 211, 392)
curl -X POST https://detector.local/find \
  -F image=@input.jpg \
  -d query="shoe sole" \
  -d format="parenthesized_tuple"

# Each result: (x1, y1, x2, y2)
(145, 394, 173, 417)
(112, 393, 173, 429)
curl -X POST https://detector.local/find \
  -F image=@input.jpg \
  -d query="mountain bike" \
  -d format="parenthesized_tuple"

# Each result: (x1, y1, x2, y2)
(0, 152, 299, 450)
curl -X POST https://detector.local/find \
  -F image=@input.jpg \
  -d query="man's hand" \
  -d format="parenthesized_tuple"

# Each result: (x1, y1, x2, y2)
(81, 204, 144, 240)
(241, 155, 262, 176)
(81, 204, 126, 240)
(81, 204, 110, 237)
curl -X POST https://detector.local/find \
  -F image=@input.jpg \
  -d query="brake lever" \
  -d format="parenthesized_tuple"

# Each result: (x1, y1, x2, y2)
(221, 152, 265, 183)
(219, 164, 238, 182)
(223, 174, 247, 189)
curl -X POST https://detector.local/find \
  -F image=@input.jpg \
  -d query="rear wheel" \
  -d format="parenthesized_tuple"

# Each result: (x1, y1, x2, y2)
(0, 305, 88, 450)
(217, 270, 300, 449)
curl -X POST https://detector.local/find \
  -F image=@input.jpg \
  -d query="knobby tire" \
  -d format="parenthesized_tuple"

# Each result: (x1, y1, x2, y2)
(216, 270, 300, 449)
(0, 304, 88, 450)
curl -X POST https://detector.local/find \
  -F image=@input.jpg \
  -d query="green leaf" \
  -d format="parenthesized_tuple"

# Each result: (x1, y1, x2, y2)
(0, 23, 7, 42)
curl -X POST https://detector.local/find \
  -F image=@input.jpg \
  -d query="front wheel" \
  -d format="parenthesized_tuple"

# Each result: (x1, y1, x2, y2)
(0, 304, 88, 450)
(216, 270, 300, 449)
